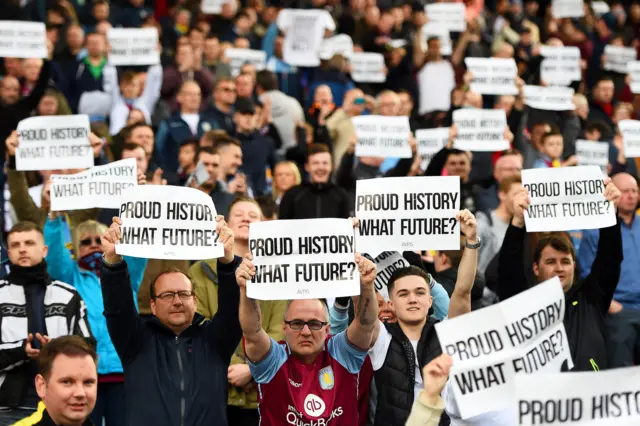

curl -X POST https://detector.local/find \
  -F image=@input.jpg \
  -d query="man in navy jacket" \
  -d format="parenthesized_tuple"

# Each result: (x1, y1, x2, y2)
(99, 216, 241, 426)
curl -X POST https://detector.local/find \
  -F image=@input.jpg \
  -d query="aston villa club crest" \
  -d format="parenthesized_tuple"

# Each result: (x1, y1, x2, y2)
(318, 366, 334, 390)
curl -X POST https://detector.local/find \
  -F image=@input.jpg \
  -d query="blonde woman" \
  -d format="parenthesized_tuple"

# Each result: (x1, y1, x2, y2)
(272, 161, 301, 205)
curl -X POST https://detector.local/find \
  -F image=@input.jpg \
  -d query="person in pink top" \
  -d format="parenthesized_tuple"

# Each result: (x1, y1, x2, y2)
(235, 251, 378, 426)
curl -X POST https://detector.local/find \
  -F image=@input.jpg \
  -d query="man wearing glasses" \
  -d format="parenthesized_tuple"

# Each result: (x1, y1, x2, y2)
(98, 216, 242, 426)
(235, 252, 378, 425)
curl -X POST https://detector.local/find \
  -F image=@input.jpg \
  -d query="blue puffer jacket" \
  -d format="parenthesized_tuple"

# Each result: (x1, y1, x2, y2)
(43, 217, 147, 375)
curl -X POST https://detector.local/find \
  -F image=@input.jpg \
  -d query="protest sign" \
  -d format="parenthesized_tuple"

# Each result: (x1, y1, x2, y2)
(355, 176, 460, 256)
(107, 28, 159, 66)
(281, 10, 328, 67)
(603, 45, 637, 74)
(575, 140, 609, 173)
(540, 46, 581, 86)
(363, 252, 409, 302)
(436, 277, 572, 419)
(515, 366, 640, 425)
(523, 85, 575, 111)
(353, 115, 412, 158)
(551, 0, 585, 18)
(421, 23, 452, 56)
(16, 115, 93, 171)
(0, 21, 47, 58)
(350, 52, 386, 83)
(201, 0, 231, 14)
(186, 160, 211, 187)
(619, 120, 640, 158)
(628, 61, 640, 94)
(224, 48, 266, 77)
(453, 109, 509, 152)
(50, 158, 137, 211)
(247, 219, 359, 300)
(318, 34, 353, 60)
(415, 127, 449, 167)
(116, 185, 223, 260)
(591, 1, 610, 16)
(425, 3, 466, 32)
(522, 166, 614, 232)
(465, 58, 518, 95)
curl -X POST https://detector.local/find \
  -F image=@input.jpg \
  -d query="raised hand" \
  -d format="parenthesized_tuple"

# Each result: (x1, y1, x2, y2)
(603, 176, 621, 209)
(422, 354, 453, 403)
(6, 131, 18, 156)
(512, 187, 530, 228)
(101, 217, 123, 264)
(236, 254, 256, 290)
(355, 253, 376, 287)
(456, 209, 478, 242)
(215, 215, 235, 264)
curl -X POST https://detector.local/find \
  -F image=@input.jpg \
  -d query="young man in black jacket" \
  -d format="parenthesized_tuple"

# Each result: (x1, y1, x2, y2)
(99, 216, 242, 426)
(279, 143, 352, 219)
(498, 177, 622, 371)
(0, 222, 92, 425)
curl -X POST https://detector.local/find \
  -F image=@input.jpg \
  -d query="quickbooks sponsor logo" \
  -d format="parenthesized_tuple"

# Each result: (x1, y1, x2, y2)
(286, 404, 344, 426)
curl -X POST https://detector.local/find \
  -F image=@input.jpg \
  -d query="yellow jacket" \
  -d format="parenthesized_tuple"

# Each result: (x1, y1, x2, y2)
(189, 259, 287, 409)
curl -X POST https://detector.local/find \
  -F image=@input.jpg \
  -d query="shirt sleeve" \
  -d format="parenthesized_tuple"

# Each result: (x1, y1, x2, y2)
(327, 331, 367, 374)
(430, 280, 451, 320)
(247, 338, 288, 384)
(368, 322, 392, 371)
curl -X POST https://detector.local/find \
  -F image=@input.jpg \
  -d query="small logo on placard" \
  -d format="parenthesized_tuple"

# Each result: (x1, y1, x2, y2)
(303, 394, 325, 418)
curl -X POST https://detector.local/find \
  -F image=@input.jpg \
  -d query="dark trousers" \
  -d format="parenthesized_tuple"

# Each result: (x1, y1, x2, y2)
(605, 308, 640, 368)
(227, 405, 259, 426)
(0, 408, 36, 426)
(90, 382, 126, 426)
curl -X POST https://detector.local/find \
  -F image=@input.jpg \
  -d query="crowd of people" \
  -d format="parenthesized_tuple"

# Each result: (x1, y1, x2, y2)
(0, 0, 639, 425)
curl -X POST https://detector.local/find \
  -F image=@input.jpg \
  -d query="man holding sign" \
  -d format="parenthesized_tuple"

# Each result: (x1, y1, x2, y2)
(236, 251, 377, 425)
(498, 177, 622, 371)
(99, 216, 242, 426)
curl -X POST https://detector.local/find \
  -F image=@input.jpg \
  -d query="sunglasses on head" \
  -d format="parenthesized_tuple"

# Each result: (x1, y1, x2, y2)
(80, 237, 101, 247)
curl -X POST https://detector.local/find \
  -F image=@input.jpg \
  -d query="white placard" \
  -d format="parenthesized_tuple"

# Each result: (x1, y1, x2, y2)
(540, 46, 581, 86)
(575, 140, 609, 173)
(628, 61, 640, 94)
(603, 45, 637, 74)
(515, 366, 640, 426)
(522, 166, 615, 232)
(247, 219, 359, 300)
(224, 48, 266, 77)
(363, 251, 409, 302)
(0, 21, 47, 59)
(436, 277, 572, 419)
(425, 3, 466, 32)
(318, 34, 353, 60)
(201, 0, 230, 14)
(415, 127, 449, 160)
(116, 185, 224, 260)
(350, 52, 386, 83)
(465, 58, 518, 95)
(107, 28, 159, 66)
(16, 115, 93, 171)
(355, 176, 460, 257)
(591, 1, 610, 16)
(618, 119, 640, 158)
(353, 115, 412, 158)
(551, 0, 585, 18)
(282, 10, 327, 67)
(50, 158, 137, 212)
(421, 23, 452, 56)
(453, 109, 509, 152)
(523, 85, 575, 111)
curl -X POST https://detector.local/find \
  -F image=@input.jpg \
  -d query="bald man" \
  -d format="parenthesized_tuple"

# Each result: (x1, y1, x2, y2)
(155, 81, 218, 184)
(579, 172, 640, 368)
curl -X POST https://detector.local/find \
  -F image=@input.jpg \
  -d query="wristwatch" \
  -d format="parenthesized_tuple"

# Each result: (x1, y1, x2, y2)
(464, 237, 482, 249)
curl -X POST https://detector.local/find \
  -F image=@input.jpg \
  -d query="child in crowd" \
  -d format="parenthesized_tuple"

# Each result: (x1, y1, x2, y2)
(533, 128, 564, 168)
(104, 62, 162, 135)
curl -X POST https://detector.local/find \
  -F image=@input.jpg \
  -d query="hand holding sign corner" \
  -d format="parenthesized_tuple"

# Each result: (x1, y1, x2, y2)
(603, 176, 621, 210)
(102, 217, 123, 265)
(355, 253, 375, 289)
(236, 254, 256, 290)
(215, 215, 235, 265)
